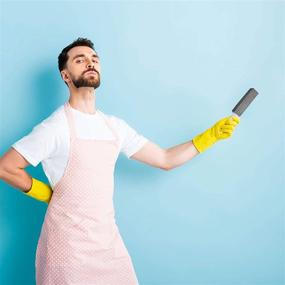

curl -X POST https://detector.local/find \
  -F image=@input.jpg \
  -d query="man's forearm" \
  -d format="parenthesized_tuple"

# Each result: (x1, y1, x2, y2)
(0, 167, 32, 192)
(165, 139, 199, 170)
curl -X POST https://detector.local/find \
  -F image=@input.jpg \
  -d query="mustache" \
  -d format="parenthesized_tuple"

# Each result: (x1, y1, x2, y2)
(83, 69, 98, 75)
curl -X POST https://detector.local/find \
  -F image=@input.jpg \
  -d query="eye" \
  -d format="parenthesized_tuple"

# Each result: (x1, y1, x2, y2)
(76, 59, 83, 63)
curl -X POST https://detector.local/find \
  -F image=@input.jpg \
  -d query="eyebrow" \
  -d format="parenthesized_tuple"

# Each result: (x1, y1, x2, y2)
(72, 54, 100, 61)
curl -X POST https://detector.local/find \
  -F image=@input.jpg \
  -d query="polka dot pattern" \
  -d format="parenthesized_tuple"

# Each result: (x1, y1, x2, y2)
(35, 102, 139, 284)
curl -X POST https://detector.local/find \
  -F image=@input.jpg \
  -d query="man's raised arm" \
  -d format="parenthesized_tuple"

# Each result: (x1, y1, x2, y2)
(130, 115, 240, 170)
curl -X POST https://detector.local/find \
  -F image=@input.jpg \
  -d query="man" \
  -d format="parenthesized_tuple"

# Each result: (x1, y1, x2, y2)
(0, 37, 240, 284)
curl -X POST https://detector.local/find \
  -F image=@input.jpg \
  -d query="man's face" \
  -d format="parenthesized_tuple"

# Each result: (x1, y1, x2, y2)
(61, 46, 101, 89)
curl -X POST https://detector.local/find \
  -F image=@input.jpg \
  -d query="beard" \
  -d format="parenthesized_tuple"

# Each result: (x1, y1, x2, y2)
(70, 71, 101, 89)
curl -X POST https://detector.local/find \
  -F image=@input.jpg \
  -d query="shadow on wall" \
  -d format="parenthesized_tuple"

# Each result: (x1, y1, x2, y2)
(31, 61, 66, 122)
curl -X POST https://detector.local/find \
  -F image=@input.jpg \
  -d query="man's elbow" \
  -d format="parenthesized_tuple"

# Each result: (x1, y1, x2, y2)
(0, 158, 7, 179)
(161, 154, 172, 171)
(0, 166, 4, 179)
(0, 163, 15, 180)
(163, 163, 174, 171)
(162, 166, 172, 171)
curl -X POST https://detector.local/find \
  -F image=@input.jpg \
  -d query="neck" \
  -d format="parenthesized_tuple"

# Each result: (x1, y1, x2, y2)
(68, 87, 97, 114)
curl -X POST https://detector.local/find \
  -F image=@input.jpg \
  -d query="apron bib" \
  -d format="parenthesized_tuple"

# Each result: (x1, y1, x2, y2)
(35, 102, 139, 285)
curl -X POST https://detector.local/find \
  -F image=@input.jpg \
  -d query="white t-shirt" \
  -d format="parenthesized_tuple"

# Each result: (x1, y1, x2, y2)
(12, 104, 149, 188)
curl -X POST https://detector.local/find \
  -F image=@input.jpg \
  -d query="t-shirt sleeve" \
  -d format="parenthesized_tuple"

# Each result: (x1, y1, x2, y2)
(114, 117, 149, 159)
(11, 123, 57, 167)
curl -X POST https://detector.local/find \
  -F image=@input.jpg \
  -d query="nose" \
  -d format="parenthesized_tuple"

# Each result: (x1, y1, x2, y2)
(87, 61, 94, 69)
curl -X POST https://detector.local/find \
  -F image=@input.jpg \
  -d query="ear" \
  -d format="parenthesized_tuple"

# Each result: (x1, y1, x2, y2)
(61, 70, 70, 84)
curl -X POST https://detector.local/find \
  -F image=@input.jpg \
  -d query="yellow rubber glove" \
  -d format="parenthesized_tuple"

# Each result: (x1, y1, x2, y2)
(24, 177, 53, 203)
(192, 115, 240, 153)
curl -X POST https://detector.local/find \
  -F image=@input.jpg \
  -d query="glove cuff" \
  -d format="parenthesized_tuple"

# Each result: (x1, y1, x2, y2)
(25, 177, 52, 203)
(192, 129, 217, 153)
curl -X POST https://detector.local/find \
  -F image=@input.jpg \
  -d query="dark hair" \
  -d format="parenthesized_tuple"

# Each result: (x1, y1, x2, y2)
(58, 37, 96, 72)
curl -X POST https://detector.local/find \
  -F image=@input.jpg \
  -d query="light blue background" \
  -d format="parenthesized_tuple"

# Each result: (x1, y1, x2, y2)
(0, 1, 284, 284)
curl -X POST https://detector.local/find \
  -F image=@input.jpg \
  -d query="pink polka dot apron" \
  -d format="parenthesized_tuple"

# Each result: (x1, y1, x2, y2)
(35, 101, 139, 285)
